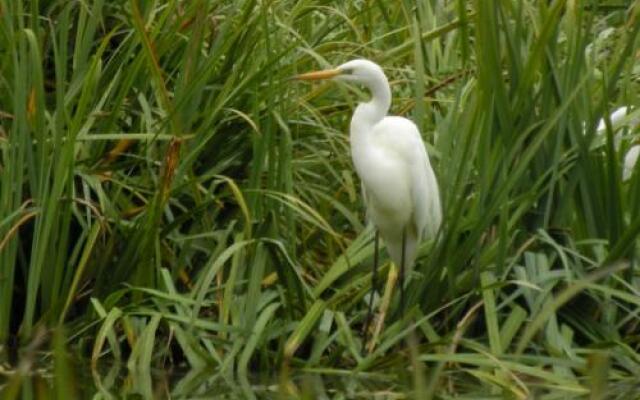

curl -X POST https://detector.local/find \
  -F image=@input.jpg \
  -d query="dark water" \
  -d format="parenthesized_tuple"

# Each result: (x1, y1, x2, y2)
(5, 346, 640, 399)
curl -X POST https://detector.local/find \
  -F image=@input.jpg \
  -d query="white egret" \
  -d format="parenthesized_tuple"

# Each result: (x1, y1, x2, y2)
(623, 145, 640, 181)
(596, 106, 632, 134)
(295, 59, 442, 334)
(595, 106, 640, 181)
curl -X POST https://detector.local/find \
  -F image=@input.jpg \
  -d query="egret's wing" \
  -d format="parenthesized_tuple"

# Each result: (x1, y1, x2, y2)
(416, 155, 442, 240)
(407, 130, 442, 241)
(373, 116, 442, 239)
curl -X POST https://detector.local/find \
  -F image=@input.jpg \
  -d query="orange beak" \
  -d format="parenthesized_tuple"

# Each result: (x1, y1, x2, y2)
(294, 68, 341, 81)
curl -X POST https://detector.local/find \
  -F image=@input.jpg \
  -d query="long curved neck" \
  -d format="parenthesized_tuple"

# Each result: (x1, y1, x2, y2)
(350, 74, 391, 148)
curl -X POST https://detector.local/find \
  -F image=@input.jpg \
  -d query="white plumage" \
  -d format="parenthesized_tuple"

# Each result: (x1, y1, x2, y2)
(596, 106, 632, 133)
(623, 145, 640, 182)
(595, 106, 640, 182)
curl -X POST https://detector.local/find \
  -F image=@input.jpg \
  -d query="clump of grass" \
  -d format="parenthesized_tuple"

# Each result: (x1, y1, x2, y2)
(1, 0, 640, 398)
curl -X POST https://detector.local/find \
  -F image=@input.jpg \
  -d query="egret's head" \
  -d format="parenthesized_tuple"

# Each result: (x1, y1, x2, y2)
(295, 59, 386, 87)
(334, 59, 386, 85)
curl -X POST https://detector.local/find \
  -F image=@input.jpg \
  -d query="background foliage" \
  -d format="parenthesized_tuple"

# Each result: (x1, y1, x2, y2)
(1, 0, 640, 398)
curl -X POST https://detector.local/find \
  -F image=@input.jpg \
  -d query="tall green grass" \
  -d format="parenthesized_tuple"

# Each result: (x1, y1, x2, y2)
(1, 0, 640, 397)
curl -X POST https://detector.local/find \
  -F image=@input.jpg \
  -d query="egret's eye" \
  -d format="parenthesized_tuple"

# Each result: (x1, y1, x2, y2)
(341, 67, 354, 75)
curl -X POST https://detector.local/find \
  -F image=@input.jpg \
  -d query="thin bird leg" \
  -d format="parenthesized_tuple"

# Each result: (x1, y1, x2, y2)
(362, 230, 380, 351)
(400, 228, 406, 317)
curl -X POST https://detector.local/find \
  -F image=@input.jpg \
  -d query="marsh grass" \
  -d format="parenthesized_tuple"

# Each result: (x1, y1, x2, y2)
(1, 0, 640, 398)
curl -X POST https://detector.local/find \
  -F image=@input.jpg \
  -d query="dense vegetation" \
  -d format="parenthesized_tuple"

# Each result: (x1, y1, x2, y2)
(1, 0, 640, 398)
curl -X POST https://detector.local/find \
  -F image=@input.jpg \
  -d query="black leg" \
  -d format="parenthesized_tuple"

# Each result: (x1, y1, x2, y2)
(362, 230, 379, 352)
(400, 228, 406, 317)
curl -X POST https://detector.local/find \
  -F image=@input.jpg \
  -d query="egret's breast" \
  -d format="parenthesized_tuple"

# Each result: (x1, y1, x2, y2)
(352, 144, 413, 233)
